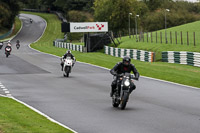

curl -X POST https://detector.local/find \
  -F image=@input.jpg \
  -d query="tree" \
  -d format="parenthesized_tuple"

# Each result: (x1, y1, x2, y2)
(0, 0, 20, 29)
(94, 0, 148, 32)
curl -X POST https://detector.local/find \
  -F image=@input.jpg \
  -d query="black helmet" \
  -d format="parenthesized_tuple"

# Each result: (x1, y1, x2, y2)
(123, 56, 131, 66)
(66, 50, 71, 54)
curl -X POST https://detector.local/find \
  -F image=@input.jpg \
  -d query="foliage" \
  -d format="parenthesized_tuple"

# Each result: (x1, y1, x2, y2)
(93, 0, 148, 32)
(30, 11, 200, 88)
(67, 10, 94, 42)
(68, 10, 94, 22)
(0, 0, 20, 30)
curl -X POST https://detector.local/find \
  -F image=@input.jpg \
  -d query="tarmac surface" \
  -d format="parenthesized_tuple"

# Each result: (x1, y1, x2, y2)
(0, 13, 200, 133)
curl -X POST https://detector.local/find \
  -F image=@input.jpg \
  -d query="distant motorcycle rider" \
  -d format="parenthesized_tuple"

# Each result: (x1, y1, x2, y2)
(61, 50, 75, 71)
(110, 56, 139, 97)
(5, 41, 12, 53)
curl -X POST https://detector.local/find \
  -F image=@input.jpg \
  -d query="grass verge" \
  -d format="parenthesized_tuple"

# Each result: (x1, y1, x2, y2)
(29, 11, 200, 88)
(0, 17, 21, 41)
(112, 21, 200, 61)
(0, 97, 73, 133)
(0, 12, 73, 133)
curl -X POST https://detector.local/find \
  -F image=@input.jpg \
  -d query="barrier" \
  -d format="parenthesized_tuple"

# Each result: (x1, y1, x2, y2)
(162, 51, 200, 67)
(53, 41, 83, 52)
(104, 46, 155, 62)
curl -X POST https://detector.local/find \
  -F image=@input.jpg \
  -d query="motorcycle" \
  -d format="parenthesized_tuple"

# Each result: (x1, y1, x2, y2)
(16, 43, 20, 49)
(5, 46, 12, 58)
(112, 73, 136, 110)
(62, 57, 74, 77)
(30, 19, 33, 23)
(0, 42, 3, 49)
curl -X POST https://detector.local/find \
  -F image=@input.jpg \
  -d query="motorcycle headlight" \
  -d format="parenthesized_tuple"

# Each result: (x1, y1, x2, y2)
(124, 80, 130, 86)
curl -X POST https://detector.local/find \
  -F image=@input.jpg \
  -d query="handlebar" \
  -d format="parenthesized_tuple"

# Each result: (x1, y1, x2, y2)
(114, 73, 138, 80)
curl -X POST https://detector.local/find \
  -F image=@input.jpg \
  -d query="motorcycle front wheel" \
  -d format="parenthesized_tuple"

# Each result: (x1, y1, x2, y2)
(120, 92, 129, 110)
(6, 53, 9, 58)
(112, 93, 119, 108)
(64, 67, 70, 77)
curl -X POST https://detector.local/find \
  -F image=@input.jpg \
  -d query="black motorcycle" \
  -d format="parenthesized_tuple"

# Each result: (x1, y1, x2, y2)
(112, 73, 136, 110)
(16, 40, 20, 49)
(30, 19, 33, 23)
(16, 43, 20, 49)
(5, 46, 12, 58)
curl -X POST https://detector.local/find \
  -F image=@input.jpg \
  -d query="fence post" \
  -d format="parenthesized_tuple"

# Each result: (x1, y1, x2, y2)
(120, 31, 122, 40)
(143, 32, 144, 42)
(175, 31, 177, 44)
(170, 31, 172, 44)
(147, 32, 148, 43)
(181, 31, 183, 45)
(139, 31, 141, 42)
(151, 32, 153, 43)
(156, 32, 157, 43)
(194, 32, 196, 46)
(187, 31, 189, 45)
(160, 32, 162, 44)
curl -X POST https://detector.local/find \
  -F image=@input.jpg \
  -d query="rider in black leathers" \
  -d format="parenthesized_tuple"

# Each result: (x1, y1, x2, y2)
(61, 50, 75, 71)
(110, 56, 139, 97)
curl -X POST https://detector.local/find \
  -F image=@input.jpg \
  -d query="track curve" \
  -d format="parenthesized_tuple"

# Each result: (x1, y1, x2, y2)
(0, 13, 200, 133)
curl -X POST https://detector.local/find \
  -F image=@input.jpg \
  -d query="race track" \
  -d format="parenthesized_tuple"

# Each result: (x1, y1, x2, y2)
(0, 13, 200, 133)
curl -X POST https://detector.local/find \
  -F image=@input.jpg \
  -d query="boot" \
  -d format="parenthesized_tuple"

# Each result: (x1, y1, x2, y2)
(110, 88, 115, 97)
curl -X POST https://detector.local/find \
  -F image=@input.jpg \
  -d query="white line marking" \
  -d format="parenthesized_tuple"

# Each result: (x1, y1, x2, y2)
(6, 94, 12, 97)
(1, 86, 5, 89)
(0, 94, 7, 97)
(0, 85, 4, 87)
(3, 89, 8, 91)
(28, 46, 200, 90)
(16, 13, 198, 133)
(5, 91, 10, 94)
(12, 14, 78, 133)
(11, 97, 78, 133)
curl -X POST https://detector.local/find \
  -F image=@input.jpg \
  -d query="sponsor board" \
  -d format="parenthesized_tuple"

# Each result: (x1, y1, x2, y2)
(70, 22, 108, 33)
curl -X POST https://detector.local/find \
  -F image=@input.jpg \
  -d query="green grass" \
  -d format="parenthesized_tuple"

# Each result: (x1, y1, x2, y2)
(0, 12, 73, 133)
(0, 17, 22, 41)
(0, 97, 73, 133)
(1, 11, 199, 132)
(28, 11, 200, 88)
(114, 21, 200, 61)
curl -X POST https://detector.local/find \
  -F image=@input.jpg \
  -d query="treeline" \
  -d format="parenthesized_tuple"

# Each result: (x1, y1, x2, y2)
(19, 0, 200, 32)
(0, 0, 20, 30)
(94, 0, 200, 32)
(1, 0, 200, 33)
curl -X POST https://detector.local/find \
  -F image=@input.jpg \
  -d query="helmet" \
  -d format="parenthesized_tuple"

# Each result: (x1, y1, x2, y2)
(8, 40, 11, 43)
(67, 50, 71, 54)
(123, 56, 131, 66)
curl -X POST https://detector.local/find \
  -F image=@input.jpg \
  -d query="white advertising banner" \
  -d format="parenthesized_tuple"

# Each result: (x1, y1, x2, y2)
(70, 22, 108, 33)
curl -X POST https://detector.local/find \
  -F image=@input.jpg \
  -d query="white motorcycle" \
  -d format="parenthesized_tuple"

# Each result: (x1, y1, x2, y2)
(5, 46, 12, 58)
(62, 57, 75, 77)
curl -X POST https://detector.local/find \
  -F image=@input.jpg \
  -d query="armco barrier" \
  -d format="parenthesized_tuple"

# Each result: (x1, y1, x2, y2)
(162, 51, 200, 67)
(54, 41, 83, 52)
(104, 46, 155, 62)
